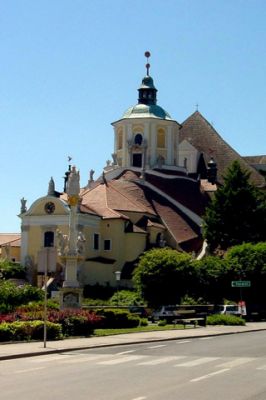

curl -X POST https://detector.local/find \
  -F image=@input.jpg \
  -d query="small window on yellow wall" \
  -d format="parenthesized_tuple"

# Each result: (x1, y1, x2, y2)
(157, 129, 165, 148)
(117, 131, 123, 150)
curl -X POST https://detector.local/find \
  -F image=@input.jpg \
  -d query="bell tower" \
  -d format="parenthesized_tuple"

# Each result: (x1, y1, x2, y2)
(112, 52, 180, 170)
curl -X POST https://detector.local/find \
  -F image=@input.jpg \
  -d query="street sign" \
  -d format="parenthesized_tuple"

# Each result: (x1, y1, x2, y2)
(231, 280, 251, 288)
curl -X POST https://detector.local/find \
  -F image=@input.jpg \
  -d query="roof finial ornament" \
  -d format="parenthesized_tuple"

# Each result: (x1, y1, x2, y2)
(145, 51, 151, 76)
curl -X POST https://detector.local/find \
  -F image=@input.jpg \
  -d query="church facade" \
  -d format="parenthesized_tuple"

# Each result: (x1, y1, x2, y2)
(19, 54, 265, 289)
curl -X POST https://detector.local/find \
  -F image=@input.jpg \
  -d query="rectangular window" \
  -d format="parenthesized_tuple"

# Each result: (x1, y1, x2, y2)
(93, 233, 99, 250)
(104, 239, 111, 251)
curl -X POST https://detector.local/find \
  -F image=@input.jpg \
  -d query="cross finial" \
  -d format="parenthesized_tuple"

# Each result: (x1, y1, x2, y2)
(145, 51, 151, 76)
(195, 103, 199, 111)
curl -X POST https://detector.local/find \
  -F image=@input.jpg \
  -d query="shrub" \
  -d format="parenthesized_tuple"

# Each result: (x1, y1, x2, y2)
(139, 318, 148, 326)
(0, 308, 102, 338)
(16, 300, 60, 312)
(0, 281, 44, 313)
(207, 314, 245, 326)
(96, 308, 140, 328)
(48, 309, 102, 337)
(0, 321, 62, 341)
(0, 259, 26, 279)
(158, 319, 167, 326)
(109, 290, 144, 306)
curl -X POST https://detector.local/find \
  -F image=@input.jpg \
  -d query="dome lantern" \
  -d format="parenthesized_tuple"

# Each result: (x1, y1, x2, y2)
(138, 51, 157, 106)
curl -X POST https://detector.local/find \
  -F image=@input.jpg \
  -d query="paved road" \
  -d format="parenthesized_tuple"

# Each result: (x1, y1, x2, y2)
(2, 331, 266, 400)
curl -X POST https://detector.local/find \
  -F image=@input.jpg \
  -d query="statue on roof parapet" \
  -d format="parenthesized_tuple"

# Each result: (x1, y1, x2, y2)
(20, 197, 27, 214)
(48, 177, 55, 196)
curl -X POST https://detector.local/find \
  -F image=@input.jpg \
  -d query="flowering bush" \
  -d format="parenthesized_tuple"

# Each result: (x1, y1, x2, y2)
(0, 308, 102, 338)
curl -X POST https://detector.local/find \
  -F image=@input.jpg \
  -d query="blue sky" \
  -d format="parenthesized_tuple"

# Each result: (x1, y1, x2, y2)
(1, 0, 266, 233)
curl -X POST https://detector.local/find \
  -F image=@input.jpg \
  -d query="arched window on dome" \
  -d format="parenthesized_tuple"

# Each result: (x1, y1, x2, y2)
(157, 129, 165, 148)
(117, 131, 123, 150)
(134, 134, 143, 145)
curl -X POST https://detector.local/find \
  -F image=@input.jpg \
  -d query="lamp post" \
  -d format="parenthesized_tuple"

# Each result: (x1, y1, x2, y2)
(115, 271, 121, 307)
(43, 247, 49, 348)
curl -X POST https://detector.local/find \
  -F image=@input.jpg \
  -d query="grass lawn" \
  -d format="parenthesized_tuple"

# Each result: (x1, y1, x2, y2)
(93, 324, 191, 336)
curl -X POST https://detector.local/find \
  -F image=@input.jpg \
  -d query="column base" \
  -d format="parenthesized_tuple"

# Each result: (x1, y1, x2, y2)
(59, 287, 83, 309)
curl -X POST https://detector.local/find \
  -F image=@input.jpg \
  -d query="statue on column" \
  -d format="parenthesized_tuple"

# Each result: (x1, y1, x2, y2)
(66, 166, 80, 206)
(66, 166, 80, 196)
(56, 229, 69, 256)
(77, 231, 86, 255)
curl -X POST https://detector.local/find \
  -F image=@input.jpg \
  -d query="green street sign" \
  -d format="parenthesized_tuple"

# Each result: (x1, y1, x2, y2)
(231, 280, 251, 288)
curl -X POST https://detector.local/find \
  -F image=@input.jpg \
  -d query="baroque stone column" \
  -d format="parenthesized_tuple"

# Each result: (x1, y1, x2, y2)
(58, 166, 84, 309)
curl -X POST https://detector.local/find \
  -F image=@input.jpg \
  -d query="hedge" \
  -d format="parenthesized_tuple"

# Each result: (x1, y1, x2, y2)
(207, 314, 246, 326)
(0, 321, 62, 342)
(95, 308, 141, 328)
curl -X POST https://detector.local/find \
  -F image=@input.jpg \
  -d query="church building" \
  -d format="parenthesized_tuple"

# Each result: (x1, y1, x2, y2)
(19, 53, 265, 289)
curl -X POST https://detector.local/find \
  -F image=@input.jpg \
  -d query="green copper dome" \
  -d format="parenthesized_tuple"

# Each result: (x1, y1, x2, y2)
(139, 75, 157, 90)
(122, 103, 172, 120)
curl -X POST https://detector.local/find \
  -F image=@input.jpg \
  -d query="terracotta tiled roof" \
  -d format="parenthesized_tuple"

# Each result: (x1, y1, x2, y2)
(243, 155, 266, 165)
(78, 172, 203, 250)
(0, 234, 21, 247)
(180, 111, 265, 187)
(150, 196, 201, 246)
(106, 180, 156, 215)
(145, 172, 210, 216)
(80, 177, 156, 219)
(147, 219, 165, 229)
(81, 184, 125, 219)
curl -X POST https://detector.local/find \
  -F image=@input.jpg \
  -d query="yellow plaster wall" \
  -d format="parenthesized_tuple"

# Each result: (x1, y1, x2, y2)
(31, 201, 67, 216)
(1, 246, 21, 262)
(124, 232, 146, 261)
(80, 261, 118, 286)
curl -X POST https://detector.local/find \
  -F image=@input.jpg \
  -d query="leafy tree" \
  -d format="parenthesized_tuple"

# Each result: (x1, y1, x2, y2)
(194, 256, 232, 304)
(0, 281, 44, 313)
(0, 259, 26, 279)
(225, 242, 266, 305)
(203, 161, 266, 251)
(132, 248, 194, 306)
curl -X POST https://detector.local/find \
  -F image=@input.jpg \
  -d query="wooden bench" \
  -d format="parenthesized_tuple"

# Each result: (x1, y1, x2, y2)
(173, 310, 207, 328)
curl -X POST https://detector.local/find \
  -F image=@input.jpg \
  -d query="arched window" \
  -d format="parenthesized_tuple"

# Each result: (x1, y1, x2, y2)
(157, 129, 165, 148)
(134, 134, 143, 145)
(44, 231, 54, 247)
(117, 131, 123, 150)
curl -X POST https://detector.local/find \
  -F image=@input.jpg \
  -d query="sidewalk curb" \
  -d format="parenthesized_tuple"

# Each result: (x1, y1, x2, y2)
(1, 327, 266, 361)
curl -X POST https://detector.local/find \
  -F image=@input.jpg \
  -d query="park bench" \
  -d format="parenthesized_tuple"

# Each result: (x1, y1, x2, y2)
(173, 309, 207, 328)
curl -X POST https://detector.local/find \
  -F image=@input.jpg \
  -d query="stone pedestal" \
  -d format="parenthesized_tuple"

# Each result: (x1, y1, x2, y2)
(63, 256, 80, 288)
(59, 255, 83, 309)
(60, 287, 83, 309)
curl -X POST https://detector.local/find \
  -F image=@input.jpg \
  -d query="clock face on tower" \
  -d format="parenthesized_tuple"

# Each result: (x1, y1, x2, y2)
(44, 202, 55, 214)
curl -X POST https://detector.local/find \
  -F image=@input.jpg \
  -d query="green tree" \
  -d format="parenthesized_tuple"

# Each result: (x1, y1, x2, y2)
(0, 259, 26, 279)
(194, 256, 232, 304)
(225, 242, 266, 305)
(132, 248, 194, 306)
(203, 161, 266, 251)
(0, 281, 44, 313)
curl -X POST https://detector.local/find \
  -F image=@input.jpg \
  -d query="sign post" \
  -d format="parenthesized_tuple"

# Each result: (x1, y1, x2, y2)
(231, 281, 251, 288)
